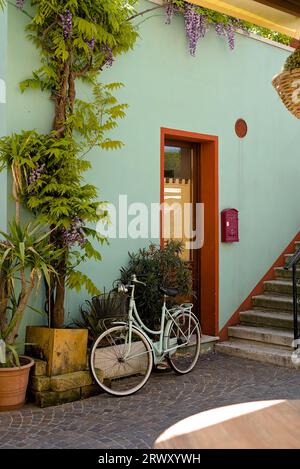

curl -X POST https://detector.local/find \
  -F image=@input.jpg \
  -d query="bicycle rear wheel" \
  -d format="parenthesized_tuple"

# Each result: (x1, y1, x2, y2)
(166, 312, 201, 374)
(90, 325, 153, 396)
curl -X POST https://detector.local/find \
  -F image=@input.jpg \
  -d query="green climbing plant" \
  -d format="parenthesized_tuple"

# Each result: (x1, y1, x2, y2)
(0, 1, 140, 328)
(165, 0, 291, 56)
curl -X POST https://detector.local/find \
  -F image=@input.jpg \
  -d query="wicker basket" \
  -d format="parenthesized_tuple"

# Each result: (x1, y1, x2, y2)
(272, 68, 300, 119)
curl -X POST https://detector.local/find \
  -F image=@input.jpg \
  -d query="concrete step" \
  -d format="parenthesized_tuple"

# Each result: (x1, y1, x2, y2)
(252, 294, 293, 311)
(215, 341, 297, 368)
(240, 309, 300, 329)
(228, 325, 294, 348)
(284, 253, 293, 263)
(263, 279, 299, 295)
(200, 335, 219, 355)
(284, 253, 300, 264)
(274, 267, 300, 279)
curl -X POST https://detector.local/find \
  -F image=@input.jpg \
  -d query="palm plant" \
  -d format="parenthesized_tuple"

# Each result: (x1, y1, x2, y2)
(0, 221, 61, 366)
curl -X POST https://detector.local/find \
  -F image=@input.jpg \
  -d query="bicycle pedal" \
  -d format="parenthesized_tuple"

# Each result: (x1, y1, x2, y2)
(153, 362, 171, 373)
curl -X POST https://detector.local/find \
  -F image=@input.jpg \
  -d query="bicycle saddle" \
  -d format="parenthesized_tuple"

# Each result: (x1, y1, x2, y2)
(159, 286, 178, 297)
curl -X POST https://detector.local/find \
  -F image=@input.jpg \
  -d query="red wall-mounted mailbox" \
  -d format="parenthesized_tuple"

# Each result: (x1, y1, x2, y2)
(221, 209, 239, 242)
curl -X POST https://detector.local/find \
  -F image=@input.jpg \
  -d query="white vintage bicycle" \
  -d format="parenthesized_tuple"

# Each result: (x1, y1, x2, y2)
(89, 274, 201, 396)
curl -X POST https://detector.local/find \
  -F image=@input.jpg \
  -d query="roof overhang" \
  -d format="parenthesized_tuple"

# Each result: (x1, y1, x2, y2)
(187, 1, 300, 38)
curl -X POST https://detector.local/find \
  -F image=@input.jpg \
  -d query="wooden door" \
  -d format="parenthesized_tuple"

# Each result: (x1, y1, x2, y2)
(163, 140, 201, 316)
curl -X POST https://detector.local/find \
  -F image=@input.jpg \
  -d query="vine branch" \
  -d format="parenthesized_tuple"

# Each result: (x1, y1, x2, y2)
(127, 5, 164, 22)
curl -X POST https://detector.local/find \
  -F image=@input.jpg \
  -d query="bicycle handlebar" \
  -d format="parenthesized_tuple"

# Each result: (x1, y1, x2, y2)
(117, 275, 146, 293)
(131, 274, 146, 287)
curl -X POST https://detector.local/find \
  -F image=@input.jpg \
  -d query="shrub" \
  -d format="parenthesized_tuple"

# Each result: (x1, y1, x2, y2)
(120, 240, 193, 328)
(284, 45, 300, 71)
(74, 291, 127, 344)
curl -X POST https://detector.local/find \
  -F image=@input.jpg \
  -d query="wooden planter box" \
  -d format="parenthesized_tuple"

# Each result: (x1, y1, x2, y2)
(26, 327, 88, 377)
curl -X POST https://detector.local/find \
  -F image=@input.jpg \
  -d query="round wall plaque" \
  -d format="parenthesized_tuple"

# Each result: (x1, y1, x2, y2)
(235, 119, 248, 138)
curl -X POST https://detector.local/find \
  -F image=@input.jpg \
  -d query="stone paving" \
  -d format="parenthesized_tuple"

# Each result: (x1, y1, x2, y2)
(1, 352, 300, 449)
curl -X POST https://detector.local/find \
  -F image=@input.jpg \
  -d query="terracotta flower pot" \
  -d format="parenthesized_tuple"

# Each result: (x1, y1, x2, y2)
(0, 356, 34, 411)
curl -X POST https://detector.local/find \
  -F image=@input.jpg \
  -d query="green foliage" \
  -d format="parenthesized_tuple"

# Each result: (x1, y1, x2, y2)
(248, 25, 290, 46)
(0, 220, 61, 280)
(120, 240, 193, 328)
(22, 0, 138, 91)
(0, 0, 5, 11)
(67, 269, 101, 297)
(69, 81, 128, 155)
(73, 291, 127, 343)
(0, 130, 109, 298)
(284, 45, 300, 71)
(0, 220, 61, 365)
(8, 2, 141, 328)
(37, 1, 136, 52)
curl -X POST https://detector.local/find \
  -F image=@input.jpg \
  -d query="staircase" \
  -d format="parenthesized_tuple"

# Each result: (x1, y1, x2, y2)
(216, 241, 300, 369)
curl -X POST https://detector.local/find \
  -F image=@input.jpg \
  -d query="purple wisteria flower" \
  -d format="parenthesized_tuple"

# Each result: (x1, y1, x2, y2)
(184, 5, 208, 56)
(226, 23, 235, 50)
(102, 44, 114, 68)
(86, 37, 96, 51)
(28, 164, 45, 186)
(60, 10, 73, 39)
(215, 22, 226, 36)
(61, 218, 86, 247)
(16, 0, 25, 9)
(233, 18, 250, 35)
(165, 2, 175, 25)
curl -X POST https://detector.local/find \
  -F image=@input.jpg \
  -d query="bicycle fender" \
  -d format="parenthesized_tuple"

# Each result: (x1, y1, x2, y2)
(111, 321, 128, 326)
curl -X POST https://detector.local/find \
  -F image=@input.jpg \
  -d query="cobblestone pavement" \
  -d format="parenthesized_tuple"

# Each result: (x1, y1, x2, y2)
(1, 352, 300, 449)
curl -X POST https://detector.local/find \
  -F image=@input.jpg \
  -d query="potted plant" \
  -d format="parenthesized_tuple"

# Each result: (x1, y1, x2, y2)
(73, 290, 128, 345)
(0, 221, 60, 411)
(272, 44, 300, 119)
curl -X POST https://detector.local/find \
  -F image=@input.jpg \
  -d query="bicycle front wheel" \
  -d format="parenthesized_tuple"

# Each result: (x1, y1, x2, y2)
(166, 312, 201, 374)
(90, 325, 153, 396)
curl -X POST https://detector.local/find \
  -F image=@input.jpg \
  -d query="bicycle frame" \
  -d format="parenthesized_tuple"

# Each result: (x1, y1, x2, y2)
(116, 283, 196, 365)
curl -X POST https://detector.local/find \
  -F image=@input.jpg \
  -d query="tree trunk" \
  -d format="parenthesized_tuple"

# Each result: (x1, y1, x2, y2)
(44, 274, 55, 326)
(0, 274, 9, 335)
(50, 54, 76, 329)
(5, 270, 35, 345)
(52, 262, 66, 329)
(53, 59, 70, 135)
(68, 70, 76, 116)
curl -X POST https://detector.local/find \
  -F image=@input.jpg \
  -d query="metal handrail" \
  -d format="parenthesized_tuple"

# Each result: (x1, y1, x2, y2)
(284, 248, 300, 342)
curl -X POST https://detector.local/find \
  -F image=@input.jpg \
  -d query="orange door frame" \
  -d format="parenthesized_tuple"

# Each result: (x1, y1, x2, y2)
(160, 127, 219, 336)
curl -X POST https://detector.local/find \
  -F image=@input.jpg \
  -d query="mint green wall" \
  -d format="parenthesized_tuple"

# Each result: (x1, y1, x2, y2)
(0, 8, 7, 230)
(6, 1, 300, 332)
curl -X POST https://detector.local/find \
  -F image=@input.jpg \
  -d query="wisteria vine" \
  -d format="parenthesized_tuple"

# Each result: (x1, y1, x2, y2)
(60, 10, 73, 39)
(165, 1, 245, 55)
(61, 217, 87, 247)
(28, 163, 45, 186)
(14, 0, 290, 58)
(16, 0, 25, 9)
